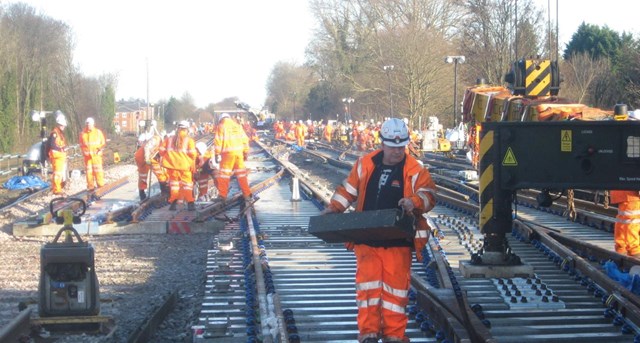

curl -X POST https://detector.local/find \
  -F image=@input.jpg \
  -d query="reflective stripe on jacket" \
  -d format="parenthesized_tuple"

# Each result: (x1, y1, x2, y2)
(329, 149, 437, 228)
(80, 128, 106, 157)
(160, 135, 196, 171)
(214, 118, 249, 156)
(48, 126, 67, 159)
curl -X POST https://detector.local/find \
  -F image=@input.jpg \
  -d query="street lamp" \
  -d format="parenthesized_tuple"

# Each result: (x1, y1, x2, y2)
(445, 55, 465, 127)
(383, 65, 394, 117)
(342, 97, 354, 122)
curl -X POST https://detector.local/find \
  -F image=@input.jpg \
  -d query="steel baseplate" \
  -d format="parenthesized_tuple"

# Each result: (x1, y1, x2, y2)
(459, 260, 534, 278)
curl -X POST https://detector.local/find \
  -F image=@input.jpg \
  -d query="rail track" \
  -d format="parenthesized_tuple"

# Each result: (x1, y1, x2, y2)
(2, 133, 640, 342)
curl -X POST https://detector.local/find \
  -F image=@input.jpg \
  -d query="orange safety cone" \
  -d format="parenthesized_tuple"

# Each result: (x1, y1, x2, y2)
(113, 152, 120, 163)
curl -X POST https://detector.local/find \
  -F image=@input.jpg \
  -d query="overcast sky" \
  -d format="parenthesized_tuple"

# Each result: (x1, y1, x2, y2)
(12, 0, 640, 109)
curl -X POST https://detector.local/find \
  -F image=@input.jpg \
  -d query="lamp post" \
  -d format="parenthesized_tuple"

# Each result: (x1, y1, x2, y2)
(383, 65, 394, 117)
(342, 97, 354, 122)
(445, 56, 465, 127)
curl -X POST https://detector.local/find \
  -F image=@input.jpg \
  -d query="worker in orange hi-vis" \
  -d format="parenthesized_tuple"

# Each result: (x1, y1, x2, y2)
(194, 141, 219, 202)
(159, 120, 197, 211)
(48, 111, 68, 195)
(134, 129, 169, 201)
(79, 117, 106, 192)
(610, 190, 640, 257)
(321, 118, 437, 343)
(323, 120, 333, 143)
(213, 113, 252, 201)
(294, 119, 307, 147)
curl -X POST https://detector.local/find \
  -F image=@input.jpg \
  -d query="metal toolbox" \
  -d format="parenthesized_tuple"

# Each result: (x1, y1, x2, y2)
(308, 208, 414, 243)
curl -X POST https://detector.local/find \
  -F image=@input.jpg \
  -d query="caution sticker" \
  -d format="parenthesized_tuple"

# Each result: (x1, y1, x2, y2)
(561, 130, 572, 152)
(502, 147, 518, 166)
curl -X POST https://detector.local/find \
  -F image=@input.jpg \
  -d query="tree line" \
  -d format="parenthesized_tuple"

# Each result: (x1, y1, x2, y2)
(265, 0, 640, 128)
(0, 2, 117, 154)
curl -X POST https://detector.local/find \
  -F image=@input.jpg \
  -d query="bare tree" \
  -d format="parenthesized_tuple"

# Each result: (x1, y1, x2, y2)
(560, 52, 611, 104)
(460, 0, 546, 85)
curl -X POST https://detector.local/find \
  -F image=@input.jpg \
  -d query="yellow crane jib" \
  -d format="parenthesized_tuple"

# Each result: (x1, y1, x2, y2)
(504, 58, 560, 97)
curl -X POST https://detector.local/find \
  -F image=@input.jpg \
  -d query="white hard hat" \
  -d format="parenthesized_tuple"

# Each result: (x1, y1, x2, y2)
(195, 142, 207, 155)
(219, 113, 230, 122)
(85, 117, 94, 125)
(178, 120, 189, 128)
(380, 118, 410, 147)
(630, 109, 640, 120)
(56, 114, 67, 126)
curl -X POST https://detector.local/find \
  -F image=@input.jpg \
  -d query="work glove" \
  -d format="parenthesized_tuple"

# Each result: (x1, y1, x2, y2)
(209, 158, 219, 170)
(398, 197, 415, 213)
(215, 155, 222, 164)
(344, 242, 355, 251)
(145, 159, 151, 165)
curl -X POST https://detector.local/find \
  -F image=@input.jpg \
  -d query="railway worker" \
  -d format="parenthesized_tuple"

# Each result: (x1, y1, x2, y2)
(321, 117, 437, 343)
(134, 131, 169, 201)
(194, 142, 219, 201)
(611, 190, 640, 257)
(323, 120, 334, 143)
(48, 111, 69, 195)
(159, 120, 197, 211)
(79, 117, 106, 192)
(294, 119, 307, 147)
(213, 113, 252, 201)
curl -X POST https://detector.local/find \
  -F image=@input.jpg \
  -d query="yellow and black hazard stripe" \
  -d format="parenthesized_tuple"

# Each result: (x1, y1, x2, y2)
(478, 128, 494, 234)
(525, 59, 551, 97)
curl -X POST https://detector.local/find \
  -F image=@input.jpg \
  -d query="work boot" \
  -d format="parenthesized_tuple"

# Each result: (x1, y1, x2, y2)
(187, 202, 196, 211)
(169, 200, 177, 211)
(139, 189, 147, 201)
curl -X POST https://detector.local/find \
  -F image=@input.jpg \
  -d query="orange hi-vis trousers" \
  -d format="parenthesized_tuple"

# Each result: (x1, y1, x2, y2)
(84, 155, 104, 191)
(167, 169, 195, 203)
(137, 159, 168, 191)
(614, 201, 640, 256)
(216, 153, 251, 198)
(51, 155, 66, 194)
(354, 245, 411, 342)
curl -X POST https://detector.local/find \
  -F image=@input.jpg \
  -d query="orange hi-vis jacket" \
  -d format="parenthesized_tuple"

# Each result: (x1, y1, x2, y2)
(160, 135, 196, 171)
(324, 124, 333, 142)
(80, 127, 106, 158)
(611, 190, 640, 204)
(214, 118, 249, 157)
(329, 149, 437, 215)
(610, 190, 640, 256)
(48, 126, 68, 160)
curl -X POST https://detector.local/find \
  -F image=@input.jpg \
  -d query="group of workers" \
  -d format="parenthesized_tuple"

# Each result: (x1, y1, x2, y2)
(273, 118, 423, 153)
(47, 111, 106, 195)
(47, 111, 253, 212)
(44, 108, 640, 342)
(134, 113, 252, 211)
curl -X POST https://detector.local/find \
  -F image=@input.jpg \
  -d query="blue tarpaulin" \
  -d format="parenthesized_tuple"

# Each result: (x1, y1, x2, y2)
(2, 175, 49, 190)
(604, 261, 640, 295)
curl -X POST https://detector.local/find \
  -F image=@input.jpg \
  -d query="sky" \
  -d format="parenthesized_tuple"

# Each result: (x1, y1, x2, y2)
(8, 0, 640, 109)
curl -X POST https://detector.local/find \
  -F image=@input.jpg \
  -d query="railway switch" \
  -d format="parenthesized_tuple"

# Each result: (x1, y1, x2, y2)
(39, 198, 100, 317)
